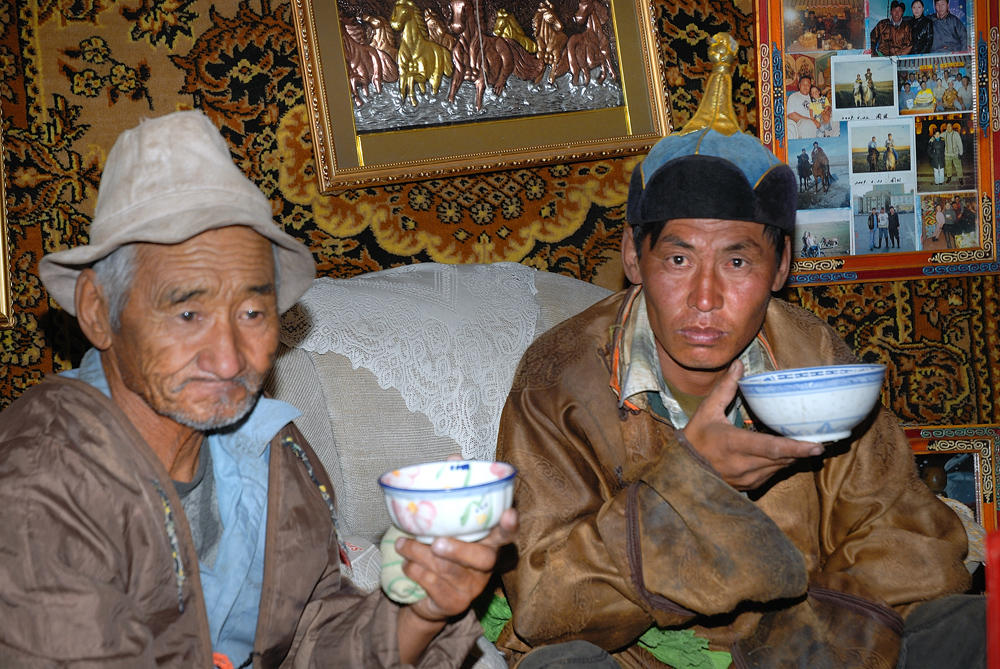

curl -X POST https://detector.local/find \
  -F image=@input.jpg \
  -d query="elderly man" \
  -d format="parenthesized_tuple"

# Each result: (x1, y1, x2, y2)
(0, 110, 516, 668)
(870, 0, 913, 55)
(944, 121, 965, 186)
(931, 0, 967, 52)
(494, 34, 980, 669)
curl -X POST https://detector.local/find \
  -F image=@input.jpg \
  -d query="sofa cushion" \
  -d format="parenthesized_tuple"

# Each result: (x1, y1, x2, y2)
(266, 263, 612, 542)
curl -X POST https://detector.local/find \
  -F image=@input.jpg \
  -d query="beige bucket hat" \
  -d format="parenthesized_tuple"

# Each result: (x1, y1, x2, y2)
(39, 109, 316, 315)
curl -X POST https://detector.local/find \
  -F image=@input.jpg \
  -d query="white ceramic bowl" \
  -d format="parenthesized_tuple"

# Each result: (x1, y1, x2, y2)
(378, 460, 516, 543)
(737, 364, 886, 443)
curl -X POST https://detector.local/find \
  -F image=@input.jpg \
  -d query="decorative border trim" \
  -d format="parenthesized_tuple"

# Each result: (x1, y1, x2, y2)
(772, 42, 784, 147)
(990, 27, 1000, 133)
(979, 33, 990, 137)
(787, 271, 859, 283)
(759, 42, 773, 147)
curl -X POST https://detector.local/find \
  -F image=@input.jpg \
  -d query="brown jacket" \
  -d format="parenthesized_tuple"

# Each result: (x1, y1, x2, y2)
(497, 288, 969, 668)
(0, 376, 481, 668)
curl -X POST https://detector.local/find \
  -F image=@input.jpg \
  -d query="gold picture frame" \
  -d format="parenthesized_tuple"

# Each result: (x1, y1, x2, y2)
(754, 0, 999, 285)
(290, 0, 671, 191)
(0, 106, 12, 328)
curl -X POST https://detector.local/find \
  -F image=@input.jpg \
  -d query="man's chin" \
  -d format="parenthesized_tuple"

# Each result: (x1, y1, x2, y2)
(162, 392, 262, 432)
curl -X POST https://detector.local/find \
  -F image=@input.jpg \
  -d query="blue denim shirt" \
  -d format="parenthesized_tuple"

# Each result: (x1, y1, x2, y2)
(63, 348, 301, 664)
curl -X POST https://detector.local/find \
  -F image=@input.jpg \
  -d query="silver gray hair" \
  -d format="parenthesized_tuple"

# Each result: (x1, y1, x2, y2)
(90, 240, 282, 332)
(91, 245, 137, 332)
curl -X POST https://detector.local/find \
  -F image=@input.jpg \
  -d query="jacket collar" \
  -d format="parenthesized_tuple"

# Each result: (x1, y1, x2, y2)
(608, 285, 778, 427)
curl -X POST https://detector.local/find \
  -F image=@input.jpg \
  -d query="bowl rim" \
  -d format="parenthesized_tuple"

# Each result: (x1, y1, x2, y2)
(378, 459, 517, 494)
(737, 363, 886, 387)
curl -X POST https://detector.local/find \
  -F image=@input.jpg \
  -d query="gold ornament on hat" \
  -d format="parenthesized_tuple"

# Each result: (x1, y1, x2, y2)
(677, 32, 742, 137)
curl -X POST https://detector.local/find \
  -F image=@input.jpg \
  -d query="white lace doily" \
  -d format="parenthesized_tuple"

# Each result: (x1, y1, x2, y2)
(280, 263, 540, 461)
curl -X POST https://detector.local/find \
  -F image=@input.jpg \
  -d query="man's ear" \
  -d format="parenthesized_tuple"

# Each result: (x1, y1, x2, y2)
(75, 269, 113, 351)
(621, 226, 643, 286)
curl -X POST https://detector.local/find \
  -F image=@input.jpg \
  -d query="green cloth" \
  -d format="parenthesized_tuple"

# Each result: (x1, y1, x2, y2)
(638, 628, 732, 669)
(475, 593, 512, 643)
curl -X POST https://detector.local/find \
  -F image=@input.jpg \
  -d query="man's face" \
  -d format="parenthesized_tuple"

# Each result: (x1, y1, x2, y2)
(891, 5, 903, 22)
(935, 0, 949, 17)
(798, 77, 812, 95)
(622, 219, 789, 395)
(108, 226, 280, 431)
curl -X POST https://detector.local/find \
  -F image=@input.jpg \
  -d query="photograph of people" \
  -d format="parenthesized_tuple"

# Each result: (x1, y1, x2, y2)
(908, 0, 935, 53)
(931, 0, 969, 52)
(783, 0, 863, 52)
(914, 117, 973, 192)
(787, 74, 820, 139)
(789, 132, 850, 209)
(850, 122, 913, 174)
(831, 55, 897, 117)
(853, 184, 918, 253)
(870, 0, 913, 56)
(794, 212, 851, 259)
(922, 193, 978, 249)
(896, 55, 972, 115)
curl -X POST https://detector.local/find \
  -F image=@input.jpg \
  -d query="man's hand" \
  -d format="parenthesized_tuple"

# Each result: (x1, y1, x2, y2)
(395, 509, 519, 664)
(683, 360, 825, 491)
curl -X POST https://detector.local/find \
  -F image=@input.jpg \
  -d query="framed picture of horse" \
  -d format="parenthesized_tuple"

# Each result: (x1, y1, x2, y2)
(0, 104, 12, 328)
(754, 0, 1000, 285)
(290, 0, 670, 191)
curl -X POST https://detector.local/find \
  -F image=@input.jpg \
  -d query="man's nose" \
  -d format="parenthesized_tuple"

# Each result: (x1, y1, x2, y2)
(198, 318, 245, 379)
(688, 265, 723, 313)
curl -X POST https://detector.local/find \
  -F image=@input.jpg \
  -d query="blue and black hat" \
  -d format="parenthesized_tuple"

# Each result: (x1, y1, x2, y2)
(627, 34, 798, 237)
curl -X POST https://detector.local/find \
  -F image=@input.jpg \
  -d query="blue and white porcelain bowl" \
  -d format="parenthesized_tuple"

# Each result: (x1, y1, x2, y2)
(737, 364, 886, 443)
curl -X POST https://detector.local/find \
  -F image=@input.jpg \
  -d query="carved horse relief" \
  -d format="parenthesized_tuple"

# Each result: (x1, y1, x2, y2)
(361, 13, 398, 60)
(566, 0, 616, 85)
(447, 0, 545, 110)
(342, 20, 395, 106)
(424, 8, 456, 50)
(532, 0, 569, 85)
(493, 9, 537, 54)
(390, 0, 454, 106)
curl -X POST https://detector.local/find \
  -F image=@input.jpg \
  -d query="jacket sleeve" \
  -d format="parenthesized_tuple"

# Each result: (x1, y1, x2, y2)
(0, 446, 159, 667)
(272, 426, 483, 669)
(496, 375, 808, 651)
(810, 405, 971, 611)
(279, 564, 483, 669)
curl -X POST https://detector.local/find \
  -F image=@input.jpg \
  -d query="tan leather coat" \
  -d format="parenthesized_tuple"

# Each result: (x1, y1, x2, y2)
(497, 288, 969, 668)
(0, 376, 481, 668)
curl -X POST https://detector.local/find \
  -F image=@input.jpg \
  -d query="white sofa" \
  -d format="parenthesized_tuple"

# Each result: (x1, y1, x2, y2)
(264, 262, 612, 668)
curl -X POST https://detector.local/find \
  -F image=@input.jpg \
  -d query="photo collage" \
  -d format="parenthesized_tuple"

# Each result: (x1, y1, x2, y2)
(783, 0, 976, 260)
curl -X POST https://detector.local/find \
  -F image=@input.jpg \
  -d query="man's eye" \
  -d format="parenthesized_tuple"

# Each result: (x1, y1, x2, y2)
(670, 255, 686, 265)
(731, 258, 745, 268)
(180, 311, 196, 321)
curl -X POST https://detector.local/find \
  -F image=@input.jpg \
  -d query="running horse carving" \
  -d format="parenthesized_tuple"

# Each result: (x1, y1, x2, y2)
(390, 0, 454, 106)
(447, 0, 545, 110)
(341, 19, 398, 107)
(566, 0, 616, 85)
(532, 0, 568, 85)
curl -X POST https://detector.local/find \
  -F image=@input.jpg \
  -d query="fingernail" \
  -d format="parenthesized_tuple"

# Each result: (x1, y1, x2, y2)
(431, 538, 449, 554)
(810, 446, 825, 456)
(395, 537, 406, 551)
